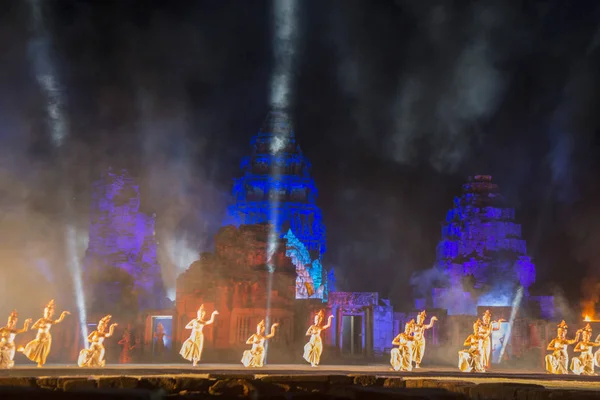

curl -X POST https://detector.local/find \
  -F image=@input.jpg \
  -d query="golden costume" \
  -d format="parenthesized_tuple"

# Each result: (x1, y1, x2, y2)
(78, 315, 118, 367)
(179, 305, 218, 366)
(390, 319, 416, 372)
(303, 310, 333, 367)
(570, 324, 600, 376)
(0, 310, 32, 369)
(412, 310, 437, 368)
(479, 310, 504, 369)
(458, 319, 485, 373)
(19, 300, 70, 367)
(241, 320, 278, 368)
(545, 320, 581, 374)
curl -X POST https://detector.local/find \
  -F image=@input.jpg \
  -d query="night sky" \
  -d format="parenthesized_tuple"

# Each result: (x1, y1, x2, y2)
(1, 0, 600, 314)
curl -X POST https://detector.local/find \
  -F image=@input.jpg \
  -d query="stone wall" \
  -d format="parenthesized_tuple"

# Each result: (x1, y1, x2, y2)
(0, 375, 596, 400)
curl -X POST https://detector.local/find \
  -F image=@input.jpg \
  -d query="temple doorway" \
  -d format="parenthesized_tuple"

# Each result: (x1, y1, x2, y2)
(341, 315, 363, 356)
(151, 316, 172, 359)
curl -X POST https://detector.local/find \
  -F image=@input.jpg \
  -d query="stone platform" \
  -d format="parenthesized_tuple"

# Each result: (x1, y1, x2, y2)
(0, 364, 598, 399)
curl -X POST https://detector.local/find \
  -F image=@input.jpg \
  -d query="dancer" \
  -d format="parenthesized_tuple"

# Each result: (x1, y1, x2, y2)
(458, 319, 485, 373)
(303, 310, 334, 367)
(117, 327, 133, 364)
(154, 323, 171, 358)
(77, 315, 118, 367)
(0, 311, 32, 369)
(179, 304, 218, 366)
(390, 319, 416, 372)
(570, 324, 600, 376)
(241, 320, 279, 368)
(19, 300, 70, 367)
(479, 310, 505, 369)
(545, 320, 581, 374)
(412, 310, 438, 368)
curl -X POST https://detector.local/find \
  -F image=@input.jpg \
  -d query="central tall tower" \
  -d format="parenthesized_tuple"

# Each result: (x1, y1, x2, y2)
(225, 110, 328, 299)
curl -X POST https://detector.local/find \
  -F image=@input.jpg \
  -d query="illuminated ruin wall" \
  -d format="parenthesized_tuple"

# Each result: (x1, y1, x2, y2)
(434, 175, 536, 314)
(83, 169, 167, 313)
(225, 110, 329, 300)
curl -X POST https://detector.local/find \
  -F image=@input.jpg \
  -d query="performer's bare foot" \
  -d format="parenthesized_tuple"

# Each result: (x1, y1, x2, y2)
(37, 363, 43, 368)
(192, 361, 197, 367)
(310, 364, 317, 367)
(414, 364, 420, 368)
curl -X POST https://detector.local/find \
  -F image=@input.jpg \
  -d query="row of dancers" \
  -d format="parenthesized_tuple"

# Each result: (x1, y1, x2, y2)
(179, 305, 334, 367)
(0, 301, 334, 369)
(2, 301, 599, 374)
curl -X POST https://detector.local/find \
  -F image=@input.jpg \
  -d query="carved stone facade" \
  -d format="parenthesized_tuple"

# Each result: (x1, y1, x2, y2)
(224, 110, 329, 299)
(326, 292, 394, 356)
(433, 175, 536, 314)
(175, 223, 299, 360)
(83, 169, 167, 313)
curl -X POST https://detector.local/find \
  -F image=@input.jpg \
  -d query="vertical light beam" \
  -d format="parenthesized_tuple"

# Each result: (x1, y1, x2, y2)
(26, 0, 87, 345)
(499, 286, 524, 361)
(264, 0, 299, 364)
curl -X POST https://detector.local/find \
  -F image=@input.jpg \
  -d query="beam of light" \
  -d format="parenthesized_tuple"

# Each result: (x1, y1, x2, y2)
(269, 0, 298, 109)
(66, 225, 89, 348)
(263, 0, 299, 363)
(165, 237, 199, 300)
(26, 0, 68, 147)
(499, 286, 524, 361)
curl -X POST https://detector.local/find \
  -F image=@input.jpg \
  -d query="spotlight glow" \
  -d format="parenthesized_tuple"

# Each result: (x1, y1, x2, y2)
(270, 0, 298, 109)
(499, 286, 524, 361)
(27, 0, 68, 147)
(66, 225, 88, 348)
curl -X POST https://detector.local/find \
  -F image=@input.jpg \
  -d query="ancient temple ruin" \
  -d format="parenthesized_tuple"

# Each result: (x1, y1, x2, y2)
(433, 175, 537, 315)
(224, 110, 329, 300)
(83, 169, 167, 313)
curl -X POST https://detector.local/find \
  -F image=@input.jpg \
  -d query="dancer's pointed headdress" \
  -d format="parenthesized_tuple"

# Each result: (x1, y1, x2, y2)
(473, 318, 482, 330)
(8, 310, 17, 323)
(198, 304, 205, 313)
(584, 323, 592, 333)
(258, 319, 265, 329)
(418, 310, 426, 319)
(483, 310, 491, 318)
(45, 299, 55, 311)
(316, 310, 325, 319)
(557, 320, 568, 330)
(99, 315, 112, 326)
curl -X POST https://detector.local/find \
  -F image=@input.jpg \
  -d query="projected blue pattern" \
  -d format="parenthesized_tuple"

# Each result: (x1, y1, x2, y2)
(225, 110, 329, 299)
(284, 229, 326, 299)
(83, 169, 167, 311)
(434, 176, 536, 313)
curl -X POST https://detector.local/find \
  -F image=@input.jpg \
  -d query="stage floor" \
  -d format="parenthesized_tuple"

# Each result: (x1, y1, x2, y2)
(1, 364, 599, 391)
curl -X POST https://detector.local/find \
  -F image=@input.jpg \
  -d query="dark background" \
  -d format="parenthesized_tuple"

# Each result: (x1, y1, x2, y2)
(1, 0, 599, 315)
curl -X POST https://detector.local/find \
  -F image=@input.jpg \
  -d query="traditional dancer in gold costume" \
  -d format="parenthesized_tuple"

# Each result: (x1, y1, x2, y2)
(545, 320, 581, 374)
(0, 311, 32, 369)
(241, 320, 279, 368)
(412, 310, 437, 368)
(179, 304, 219, 366)
(77, 315, 118, 367)
(458, 319, 485, 373)
(570, 324, 600, 376)
(19, 300, 70, 367)
(303, 310, 334, 367)
(479, 310, 505, 369)
(390, 319, 416, 371)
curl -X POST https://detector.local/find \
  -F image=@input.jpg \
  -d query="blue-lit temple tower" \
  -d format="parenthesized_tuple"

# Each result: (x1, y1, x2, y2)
(433, 175, 536, 314)
(83, 169, 167, 312)
(225, 110, 328, 299)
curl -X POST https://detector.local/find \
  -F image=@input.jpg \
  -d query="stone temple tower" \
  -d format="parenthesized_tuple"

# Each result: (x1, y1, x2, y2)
(433, 175, 536, 314)
(224, 110, 329, 299)
(83, 169, 167, 313)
